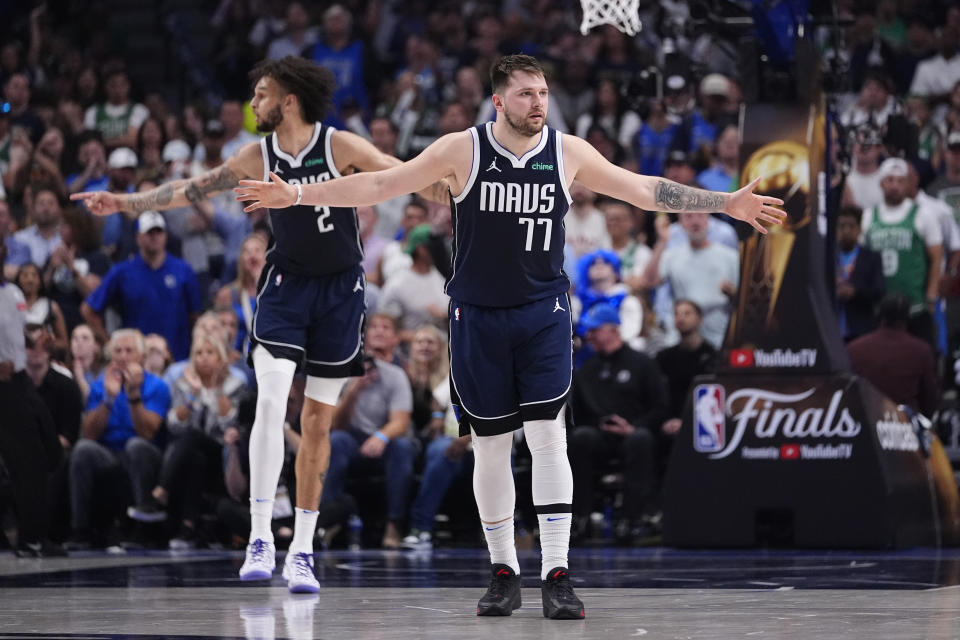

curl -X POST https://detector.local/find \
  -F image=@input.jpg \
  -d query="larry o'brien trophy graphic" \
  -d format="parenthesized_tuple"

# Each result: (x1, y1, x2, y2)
(662, 102, 960, 548)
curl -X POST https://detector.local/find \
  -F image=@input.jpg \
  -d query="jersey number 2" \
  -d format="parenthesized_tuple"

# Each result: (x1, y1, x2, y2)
(518, 217, 552, 251)
(315, 205, 334, 233)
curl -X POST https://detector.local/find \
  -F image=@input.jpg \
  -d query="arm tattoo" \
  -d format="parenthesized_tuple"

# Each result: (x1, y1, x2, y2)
(654, 180, 726, 212)
(184, 164, 240, 204)
(127, 183, 174, 214)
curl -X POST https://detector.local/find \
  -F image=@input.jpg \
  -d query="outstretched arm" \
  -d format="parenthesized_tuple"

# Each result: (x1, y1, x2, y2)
(563, 135, 785, 233)
(70, 143, 264, 216)
(331, 130, 450, 204)
(235, 132, 469, 211)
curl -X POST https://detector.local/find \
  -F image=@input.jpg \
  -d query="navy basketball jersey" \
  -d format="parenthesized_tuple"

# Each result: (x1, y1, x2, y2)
(446, 122, 572, 307)
(259, 123, 362, 276)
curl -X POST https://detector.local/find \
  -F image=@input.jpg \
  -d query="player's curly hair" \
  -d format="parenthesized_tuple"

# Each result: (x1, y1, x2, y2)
(249, 56, 336, 123)
(490, 54, 546, 94)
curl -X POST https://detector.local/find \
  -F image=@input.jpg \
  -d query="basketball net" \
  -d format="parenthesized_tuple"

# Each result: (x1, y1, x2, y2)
(579, 0, 642, 36)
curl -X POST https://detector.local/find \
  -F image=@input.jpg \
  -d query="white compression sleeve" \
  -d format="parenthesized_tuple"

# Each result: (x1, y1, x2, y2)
(471, 429, 519, 573)
(524, 409, 573, 579)
(248, 346, 297, 543)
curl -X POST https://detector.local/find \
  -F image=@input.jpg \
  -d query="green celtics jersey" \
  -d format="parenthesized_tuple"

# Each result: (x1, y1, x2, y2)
(866, 202, 927, 306)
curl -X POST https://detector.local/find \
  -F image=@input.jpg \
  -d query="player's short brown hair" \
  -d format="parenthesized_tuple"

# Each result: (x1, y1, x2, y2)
(490, 54, 546, 94)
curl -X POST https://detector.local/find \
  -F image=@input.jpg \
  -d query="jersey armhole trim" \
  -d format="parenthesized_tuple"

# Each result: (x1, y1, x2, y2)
(451, 128, 480, 204)
(556, 131, 573, 205)
(325, 126, 343, 178)
(259, 137, 270, 181)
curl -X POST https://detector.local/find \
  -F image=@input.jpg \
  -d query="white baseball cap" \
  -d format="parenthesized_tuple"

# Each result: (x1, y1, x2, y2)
(107, 147, 138, 169)
(878, 157, 909, 180)
(162, 139, 192, 163)
(137, 210, 166, 233)
(700, 73, 732, 97)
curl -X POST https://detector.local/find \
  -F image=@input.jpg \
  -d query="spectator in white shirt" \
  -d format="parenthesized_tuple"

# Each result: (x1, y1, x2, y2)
(910, 24, 960, 101)
(846, 126, 885, 211)
(643, 212, 740, 348)
(265, 2, 319, 60)
(564, 182, 610, 258)
(378, 224, 449, 345)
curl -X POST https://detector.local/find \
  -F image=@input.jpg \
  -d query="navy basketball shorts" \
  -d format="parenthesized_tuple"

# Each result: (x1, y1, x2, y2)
(449, 294, 573, 437)
(249, 263, 366, 378)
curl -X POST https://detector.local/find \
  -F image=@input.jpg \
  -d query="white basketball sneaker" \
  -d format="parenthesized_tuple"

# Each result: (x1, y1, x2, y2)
(283, 551, 320, 594)
(239, 538, 276, 581)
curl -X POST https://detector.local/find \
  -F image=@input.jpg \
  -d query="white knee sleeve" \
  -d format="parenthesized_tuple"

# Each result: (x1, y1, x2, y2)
(304, 376, 348, 406)
(523, 409, 573, 507)
(470, 429, 515, 522)
(252, 344, 298, 378)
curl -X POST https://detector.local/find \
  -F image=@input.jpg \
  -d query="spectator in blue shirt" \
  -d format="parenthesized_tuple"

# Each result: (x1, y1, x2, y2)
(635, 98, 679, 178)
(696, 124, 740, 194)
(66, 131, 110, 198)
(68, 328, 170, 546)
(306, 5, 369, 117)
(6, 184, 64, 268)
(82, 211, 202, 361)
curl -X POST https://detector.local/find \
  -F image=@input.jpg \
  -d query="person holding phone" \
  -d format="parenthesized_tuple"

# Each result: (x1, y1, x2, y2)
(568, 303, 668, 544)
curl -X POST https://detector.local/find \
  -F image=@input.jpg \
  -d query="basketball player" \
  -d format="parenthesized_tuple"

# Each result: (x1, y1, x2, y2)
(236, 55, 785, 618)
(71, 56, 445, 593)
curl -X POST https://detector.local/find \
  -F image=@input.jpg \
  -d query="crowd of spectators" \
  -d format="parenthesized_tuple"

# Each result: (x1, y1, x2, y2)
(0, 0, 959, 555)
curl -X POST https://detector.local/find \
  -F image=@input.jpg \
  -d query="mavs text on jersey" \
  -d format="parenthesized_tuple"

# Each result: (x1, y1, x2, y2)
(447, 122, 571, 307)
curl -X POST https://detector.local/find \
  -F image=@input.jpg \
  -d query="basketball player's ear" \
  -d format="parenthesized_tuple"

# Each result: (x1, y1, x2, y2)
(491, 93, 503, 113)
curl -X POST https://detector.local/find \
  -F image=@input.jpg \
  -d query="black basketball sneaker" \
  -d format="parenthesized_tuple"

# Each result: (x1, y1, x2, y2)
(541, 567, 585, 619)
(476, 563, 522, 616)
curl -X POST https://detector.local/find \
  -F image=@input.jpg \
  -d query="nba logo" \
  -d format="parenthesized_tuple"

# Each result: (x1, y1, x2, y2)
(693, 384, 725, 453)
(455, 307, 461, 321)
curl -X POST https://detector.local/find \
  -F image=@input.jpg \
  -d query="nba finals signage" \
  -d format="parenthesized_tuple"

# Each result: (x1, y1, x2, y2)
(693, 384, 860, 460)
(662, 97, 942, 548)
(664, 375, 938, 548)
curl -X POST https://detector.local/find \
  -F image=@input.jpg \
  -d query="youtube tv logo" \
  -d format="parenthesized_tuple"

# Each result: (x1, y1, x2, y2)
(780, 444, 801, 460)
(729, 348, 754, 368)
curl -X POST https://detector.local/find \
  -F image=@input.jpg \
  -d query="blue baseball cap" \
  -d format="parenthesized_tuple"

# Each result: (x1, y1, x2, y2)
(579, 302, 621, 332)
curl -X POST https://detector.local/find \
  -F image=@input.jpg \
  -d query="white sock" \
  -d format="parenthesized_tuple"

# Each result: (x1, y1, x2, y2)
(289, 508, 319, 555)
(250, 497, 275, 544)
(537, 513, 571, 579)
(482, 517, 519, 574)
(524, 412, 573, 580)
(471, 429, 519, 574)
(248, 347, 296, 545)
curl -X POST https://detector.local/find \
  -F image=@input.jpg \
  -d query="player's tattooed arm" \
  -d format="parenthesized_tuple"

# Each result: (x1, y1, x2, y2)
(124, 182, 178, 214)
(653, 180, 728, 213)
(124, 165, 241, 214)
(183, 164, 241, 204)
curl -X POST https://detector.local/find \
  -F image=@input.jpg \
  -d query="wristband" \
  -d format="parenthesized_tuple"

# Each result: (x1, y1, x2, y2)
(294, 183, 303, 206)
(431, 411, 445, 420)
(128, 395, 142, 404)
(374, 431, 389, 444)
